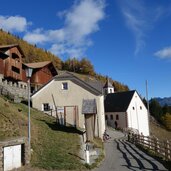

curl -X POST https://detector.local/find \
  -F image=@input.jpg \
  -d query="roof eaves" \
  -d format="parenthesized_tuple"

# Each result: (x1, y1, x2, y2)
(0, 44, 25, 57)
(54, 72, 102, 96)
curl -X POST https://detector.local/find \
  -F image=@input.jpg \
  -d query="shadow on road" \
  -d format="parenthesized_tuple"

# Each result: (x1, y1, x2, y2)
(115, 139, 168, 171)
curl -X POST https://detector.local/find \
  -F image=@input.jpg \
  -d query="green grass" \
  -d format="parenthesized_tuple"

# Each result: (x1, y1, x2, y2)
(150, 121, 171, 141)
(0, 95, 87, 170)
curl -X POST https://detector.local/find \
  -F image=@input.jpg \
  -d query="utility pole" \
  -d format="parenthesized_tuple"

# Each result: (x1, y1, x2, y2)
(146, 80, 150, 115)
(146, 80, 150, 135)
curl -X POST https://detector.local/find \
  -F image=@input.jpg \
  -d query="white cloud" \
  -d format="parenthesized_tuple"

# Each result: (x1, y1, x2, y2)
(49, 44, 85, 58)
(64, 0, 105, 45)
(0, 15, 31, 32)
(154, 46, 171, 59)
(119, 1, 170, 55)
(23, 29, 48, 44)
(23, 0, 106, 58)
(119, 1, 147, 55)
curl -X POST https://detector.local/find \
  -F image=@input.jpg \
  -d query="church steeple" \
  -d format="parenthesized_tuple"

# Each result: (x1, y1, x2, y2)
(103, 77, 114, 95)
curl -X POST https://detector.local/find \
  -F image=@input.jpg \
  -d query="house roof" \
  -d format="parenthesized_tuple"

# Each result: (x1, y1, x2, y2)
(31, 71, 102, 97)
(83, 79, 103, 93)
(24, 61, 51, 69)
(82, 99, 97, 114)
(0, 51, 9, 58)
(105, 90, 136, 112)
(0, 44, 25, 57)
(54, 72, 102, 96)
(56, 71, 104, 93)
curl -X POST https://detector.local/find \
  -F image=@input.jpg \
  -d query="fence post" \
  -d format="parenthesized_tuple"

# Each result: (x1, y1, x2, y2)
(128, 132, 131, 142)
(165, 140, 170, 160)
(154, 138, 159, 155)
(133, 133, 136, 144)
(140, 134, 144, 146)
(148, 136, 151, 149)
(137, 134, 140, 145)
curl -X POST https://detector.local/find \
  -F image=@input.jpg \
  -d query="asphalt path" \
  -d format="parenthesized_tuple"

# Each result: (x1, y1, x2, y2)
(93, 129, 168, 171)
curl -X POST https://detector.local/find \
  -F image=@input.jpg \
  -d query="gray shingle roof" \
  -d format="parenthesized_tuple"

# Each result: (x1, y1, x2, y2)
(84, 79, 104, 93)
(31, 71, 104, 97)
(54, 72, 102, 96)
(105, 90, 135, 112)
(82, 99, 97, 114)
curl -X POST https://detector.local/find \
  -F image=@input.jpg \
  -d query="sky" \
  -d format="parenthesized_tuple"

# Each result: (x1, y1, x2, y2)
(0, 0, 171, 99)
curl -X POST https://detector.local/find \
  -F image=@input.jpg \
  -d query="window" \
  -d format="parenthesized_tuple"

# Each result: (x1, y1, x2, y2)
(140, 106, 142, 110)
(132, 107, 135, 110)
(12, 66, 20, 74)
(105, 115, 108, 120)
(62, 82, 68, 90)
(110, 115, 113, 120)
(43, 103, 50, 111)
(116, 114, 119, 120)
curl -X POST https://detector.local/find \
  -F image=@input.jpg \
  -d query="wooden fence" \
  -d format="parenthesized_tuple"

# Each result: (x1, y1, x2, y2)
(128, 133, 171, 161)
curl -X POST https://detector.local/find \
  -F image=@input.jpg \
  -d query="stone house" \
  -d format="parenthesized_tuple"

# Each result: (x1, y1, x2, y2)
(31, 72, 106, 141)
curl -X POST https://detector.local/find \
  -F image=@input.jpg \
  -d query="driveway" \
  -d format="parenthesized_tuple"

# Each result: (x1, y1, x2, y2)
(93, 128, 168, 171)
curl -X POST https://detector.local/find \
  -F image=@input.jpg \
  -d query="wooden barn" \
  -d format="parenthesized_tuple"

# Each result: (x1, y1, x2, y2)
(0, 44, 25, 81)
(24, 61, 58, 93)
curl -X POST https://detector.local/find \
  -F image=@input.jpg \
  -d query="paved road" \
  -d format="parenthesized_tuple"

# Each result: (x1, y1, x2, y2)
(93, 129, 168, 171)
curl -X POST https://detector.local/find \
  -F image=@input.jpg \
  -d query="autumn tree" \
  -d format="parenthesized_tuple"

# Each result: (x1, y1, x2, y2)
(79, 58, 95, 76)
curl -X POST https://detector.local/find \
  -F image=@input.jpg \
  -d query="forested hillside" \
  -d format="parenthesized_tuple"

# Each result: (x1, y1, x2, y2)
(149, 98, 171, 130)
(0, 29, 129, 92)
(0, 29, 62, 69)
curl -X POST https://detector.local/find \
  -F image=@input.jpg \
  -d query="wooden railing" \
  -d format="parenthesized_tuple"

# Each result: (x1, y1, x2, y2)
(128, 133, 171, 161)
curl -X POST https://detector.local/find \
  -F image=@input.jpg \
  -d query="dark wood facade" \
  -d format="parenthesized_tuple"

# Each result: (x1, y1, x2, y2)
(0, 52, 6, 75)
(0, 45, 24, 81)
(0, 45, 58, 92)
(24, 61, 58, 92)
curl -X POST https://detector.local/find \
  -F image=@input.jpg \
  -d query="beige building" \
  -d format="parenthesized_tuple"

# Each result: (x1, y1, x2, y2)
(31, 72, 105, 141)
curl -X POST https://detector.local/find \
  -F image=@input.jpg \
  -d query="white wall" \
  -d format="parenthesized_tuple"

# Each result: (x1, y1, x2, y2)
(97, 95, 106, 138)
(127, 92, 149, 136)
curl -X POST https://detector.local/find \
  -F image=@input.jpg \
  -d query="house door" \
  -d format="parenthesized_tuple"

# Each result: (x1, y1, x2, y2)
(65, 107, 76, 126)
(85, 114, 95, 141)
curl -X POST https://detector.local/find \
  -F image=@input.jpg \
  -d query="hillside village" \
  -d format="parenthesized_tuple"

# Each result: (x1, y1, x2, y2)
(0, 43, 170, 170)
(0, 44, 149, 169)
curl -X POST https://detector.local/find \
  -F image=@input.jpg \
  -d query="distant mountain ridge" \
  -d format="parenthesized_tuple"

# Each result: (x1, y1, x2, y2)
(155, 97, 171, 106)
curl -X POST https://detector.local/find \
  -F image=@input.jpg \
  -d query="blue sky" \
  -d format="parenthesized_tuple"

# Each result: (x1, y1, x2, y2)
(0, 0, 171, 99)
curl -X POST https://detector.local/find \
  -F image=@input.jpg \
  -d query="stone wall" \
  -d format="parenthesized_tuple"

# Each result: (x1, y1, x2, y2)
(0, 77, 28, 102)
(0, 137, 30, 171)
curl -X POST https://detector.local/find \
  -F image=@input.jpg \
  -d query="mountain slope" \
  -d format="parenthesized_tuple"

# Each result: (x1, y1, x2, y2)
(155, 97, 171, 106)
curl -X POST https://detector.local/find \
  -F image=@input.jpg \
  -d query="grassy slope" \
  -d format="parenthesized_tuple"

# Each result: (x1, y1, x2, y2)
(0, 96, 86, 170)
(150, 122, 171, 141)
